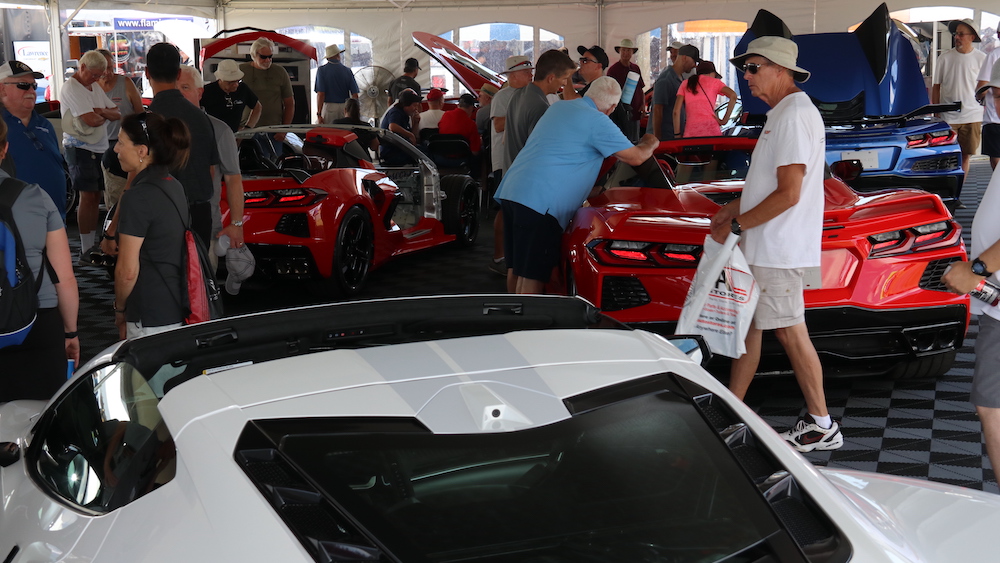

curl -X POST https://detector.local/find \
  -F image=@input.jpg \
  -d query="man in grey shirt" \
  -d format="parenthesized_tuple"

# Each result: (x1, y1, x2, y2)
(504, 50, 577, 166)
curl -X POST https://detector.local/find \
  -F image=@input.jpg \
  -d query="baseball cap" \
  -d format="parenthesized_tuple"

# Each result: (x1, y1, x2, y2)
(398, 89, 423, 106)
(458, 93, 478, 107)
(404, 57, 421, 72)
(0, 60, 43, 81)
(224, 245, 256, 295)
(500, 55, 534, 74)
(479, 83, 499, 96)
(730, 36, 810, 82)
(576, 45, 609, 69)
(669, 41, 684, 51)
(677, 45, 702, 63)
(214, 59, 244, 82)
(426, 88, 444, 101)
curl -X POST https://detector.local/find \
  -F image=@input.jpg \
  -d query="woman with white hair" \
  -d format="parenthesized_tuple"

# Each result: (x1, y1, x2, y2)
(239, 37, 294, 145)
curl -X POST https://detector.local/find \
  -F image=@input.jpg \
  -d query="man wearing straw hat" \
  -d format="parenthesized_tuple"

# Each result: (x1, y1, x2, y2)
(710, 35, 842, 453)
(315, 44, 359, 124)
(608, 38, 645, 140)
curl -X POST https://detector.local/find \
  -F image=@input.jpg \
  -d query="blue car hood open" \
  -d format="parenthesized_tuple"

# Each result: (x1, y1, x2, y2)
(735, 3, 928, 122)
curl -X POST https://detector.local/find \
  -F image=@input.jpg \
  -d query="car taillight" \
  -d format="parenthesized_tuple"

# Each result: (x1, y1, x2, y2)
(588, 240, 701, 267)
(906, 130, 957, 148)
(243, 188, 327, 208)
(868, 221, 961, 257)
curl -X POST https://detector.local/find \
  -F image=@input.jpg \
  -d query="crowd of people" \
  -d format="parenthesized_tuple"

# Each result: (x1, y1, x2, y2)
(4, 24, 1000, 476)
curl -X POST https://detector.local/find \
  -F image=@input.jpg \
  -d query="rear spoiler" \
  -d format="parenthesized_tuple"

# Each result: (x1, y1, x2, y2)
(739, 101, 962, 128)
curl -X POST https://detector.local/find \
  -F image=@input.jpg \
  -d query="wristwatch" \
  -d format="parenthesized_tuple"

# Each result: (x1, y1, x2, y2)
(730, 217, 743, 236)
(231, 220, 244, 227)
(971, 257, 993, 277)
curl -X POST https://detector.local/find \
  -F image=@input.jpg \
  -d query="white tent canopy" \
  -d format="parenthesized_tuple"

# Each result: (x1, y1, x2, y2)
(26, 0, 1000, 77)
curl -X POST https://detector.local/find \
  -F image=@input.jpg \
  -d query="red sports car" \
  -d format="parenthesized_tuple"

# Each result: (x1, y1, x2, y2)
(556, 136, 969, 379)
(223, 125, 480, 295)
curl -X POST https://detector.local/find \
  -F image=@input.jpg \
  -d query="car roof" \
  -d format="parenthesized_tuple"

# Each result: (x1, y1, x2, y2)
(160, 327, 699, 436)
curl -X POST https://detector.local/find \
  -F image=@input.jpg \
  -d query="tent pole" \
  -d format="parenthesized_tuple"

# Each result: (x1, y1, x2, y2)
(46, 0, 65, 100)
(597, 0, 604, 48)
(216, 1, 228, 34)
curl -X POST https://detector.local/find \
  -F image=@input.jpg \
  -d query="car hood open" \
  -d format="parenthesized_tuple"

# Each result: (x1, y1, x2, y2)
(412, 31, 504, 94)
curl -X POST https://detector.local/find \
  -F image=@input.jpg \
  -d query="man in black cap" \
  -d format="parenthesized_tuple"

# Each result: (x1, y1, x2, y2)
(564, 45, 609, 99)
(380, 89, 423, 165)
(651, 44, 699, 139)
(389, 57, 423, 102)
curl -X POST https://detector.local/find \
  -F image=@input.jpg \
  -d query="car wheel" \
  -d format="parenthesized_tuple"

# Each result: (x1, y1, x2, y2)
(441, 174, 479, 247)
(888, 349, 956, 380)
(333, 206, 374, 296)
(65, 183, 78, 219)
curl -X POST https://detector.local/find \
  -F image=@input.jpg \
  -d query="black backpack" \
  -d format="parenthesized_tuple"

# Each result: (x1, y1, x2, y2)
(0, 178, 47, 349)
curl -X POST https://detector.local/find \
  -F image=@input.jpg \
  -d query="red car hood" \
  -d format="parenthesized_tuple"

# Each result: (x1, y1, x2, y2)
(412, 32, 504, 94)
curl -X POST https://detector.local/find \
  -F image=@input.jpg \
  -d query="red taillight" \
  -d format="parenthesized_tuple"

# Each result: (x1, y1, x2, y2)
(868, 221, 962, 257)
(906, 130, 957, 148)
(243, 188, 327, 208)
(588, 240, 702, 268)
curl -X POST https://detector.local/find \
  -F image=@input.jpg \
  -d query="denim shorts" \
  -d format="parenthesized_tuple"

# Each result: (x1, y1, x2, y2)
(66, 147, 104, 193)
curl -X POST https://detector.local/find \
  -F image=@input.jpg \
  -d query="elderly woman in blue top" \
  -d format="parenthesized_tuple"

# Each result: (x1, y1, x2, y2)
(494, 76, 659, 294)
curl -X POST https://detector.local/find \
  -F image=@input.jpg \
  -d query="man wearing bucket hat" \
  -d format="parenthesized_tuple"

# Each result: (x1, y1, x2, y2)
(710, 35, 842, 453)
(933, 18, 985, 174)
(315, 44, 359, 125)
(944, 58, 1000, 482)
(200, 58, 262, 134)
(608, 38, 646, 141)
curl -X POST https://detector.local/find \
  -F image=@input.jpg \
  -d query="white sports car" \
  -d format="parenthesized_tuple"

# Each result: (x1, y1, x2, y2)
(0, 295, 997, 562)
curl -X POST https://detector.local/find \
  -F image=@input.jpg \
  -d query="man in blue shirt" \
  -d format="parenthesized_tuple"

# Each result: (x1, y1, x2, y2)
(380, 89, 422, 165)
(0, 60, 67, 220)
(315, 44, 359, 124)
(495, 76, 658, 294)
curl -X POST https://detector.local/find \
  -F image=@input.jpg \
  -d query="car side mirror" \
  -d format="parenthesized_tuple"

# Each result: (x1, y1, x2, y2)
(0, 442, 21, 467)
(831, 159, 863, 182)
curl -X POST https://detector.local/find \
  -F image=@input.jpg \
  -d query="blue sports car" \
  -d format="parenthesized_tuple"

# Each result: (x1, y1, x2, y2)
(734, 4, 964, 206)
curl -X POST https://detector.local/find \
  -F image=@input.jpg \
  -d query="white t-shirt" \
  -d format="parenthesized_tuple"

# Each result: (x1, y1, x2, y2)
(59, 77, 116, 152)
(972, 165, 1000, 320)
(490, 86, 517, 173)
(740, 91, 825, 269)
(419, 108, 445, 131)
(934, 48, 987, 125)
(977, 49, 1000, 125)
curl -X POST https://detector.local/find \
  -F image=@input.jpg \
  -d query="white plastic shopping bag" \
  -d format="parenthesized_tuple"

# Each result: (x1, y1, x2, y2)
(676, 233, 759, 358)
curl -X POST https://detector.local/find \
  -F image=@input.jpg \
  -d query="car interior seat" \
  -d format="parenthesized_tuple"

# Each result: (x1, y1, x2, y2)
(426, 133, 473, 172)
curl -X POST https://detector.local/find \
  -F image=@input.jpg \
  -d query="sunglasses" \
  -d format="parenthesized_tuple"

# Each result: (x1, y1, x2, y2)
(258, 54, 274, 60)
(5, 82, 37, 91)
(136, 112, 151, 144)
(579, 58, 598, 65)
(741, 62, 771, 74)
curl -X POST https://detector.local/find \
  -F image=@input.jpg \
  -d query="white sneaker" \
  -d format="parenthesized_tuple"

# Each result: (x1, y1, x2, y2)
(779, 414, 844, 452)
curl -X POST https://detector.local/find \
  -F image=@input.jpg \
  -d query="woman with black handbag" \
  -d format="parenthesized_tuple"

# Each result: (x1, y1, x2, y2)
(111, 112, 191, 339)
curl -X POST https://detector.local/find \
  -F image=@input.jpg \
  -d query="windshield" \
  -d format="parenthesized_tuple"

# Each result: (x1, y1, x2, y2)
(666, 148, 753, 184)
(276, 391, 782, 562)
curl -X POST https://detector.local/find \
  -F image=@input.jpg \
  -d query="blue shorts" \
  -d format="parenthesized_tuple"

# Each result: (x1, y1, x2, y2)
(66, 147, 105, 192)
(500, 199, 563, 283)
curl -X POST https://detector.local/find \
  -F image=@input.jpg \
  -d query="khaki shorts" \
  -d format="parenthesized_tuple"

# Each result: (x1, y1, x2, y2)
(952, 122, 982, 155)
(750, 266, 806, 330)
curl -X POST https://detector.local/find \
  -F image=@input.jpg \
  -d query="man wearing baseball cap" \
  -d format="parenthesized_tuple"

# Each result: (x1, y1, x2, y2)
(563, 45, 608, 100)
(651, 44, 699, 139)
(389, 57, 423, 102)
(315, 44, 359, 124)
(200, 58, 262, 133)
(944, 58, 1000, 485)
(710, 35, 842, 453)
(380, 89, 423, 165)
(419, 87, 446, 140)
(1, 60, 68, 221)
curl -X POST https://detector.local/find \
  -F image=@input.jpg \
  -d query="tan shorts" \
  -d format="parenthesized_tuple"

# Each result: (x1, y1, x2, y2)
(952, 122, 982, 155)
(750, 265, 806, 330)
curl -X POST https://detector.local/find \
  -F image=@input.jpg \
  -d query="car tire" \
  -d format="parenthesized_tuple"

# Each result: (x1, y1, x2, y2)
(888, 349, 956, 380)
(333, 205, 374, 296)
(65, 182, 78, 219)
(441, 174, 479, 247)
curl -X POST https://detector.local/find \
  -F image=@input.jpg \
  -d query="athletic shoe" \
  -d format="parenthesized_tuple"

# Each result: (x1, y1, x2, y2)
(488, 257, 507, 276)
(779, 414, 844, 452)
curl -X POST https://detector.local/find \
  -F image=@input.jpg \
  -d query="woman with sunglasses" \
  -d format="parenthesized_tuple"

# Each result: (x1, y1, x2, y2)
(112, 112, 191, 340)
(672, 60, 737, 138)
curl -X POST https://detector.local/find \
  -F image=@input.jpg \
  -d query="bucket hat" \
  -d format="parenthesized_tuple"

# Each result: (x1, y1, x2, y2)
(730, 36, 810, 82)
